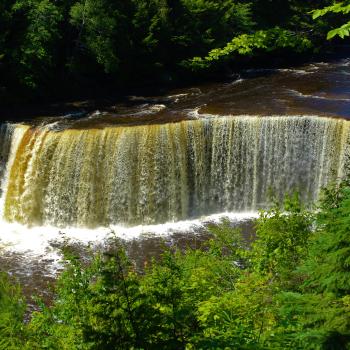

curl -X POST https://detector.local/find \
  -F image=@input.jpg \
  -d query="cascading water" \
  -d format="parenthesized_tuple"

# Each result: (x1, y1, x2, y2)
(0, 115, 349, 228)
(0, 123, 16, 193)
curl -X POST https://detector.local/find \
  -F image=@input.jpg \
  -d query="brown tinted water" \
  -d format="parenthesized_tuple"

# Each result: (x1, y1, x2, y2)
(1, 57, 350, 308)
(16, 57, 350, 130)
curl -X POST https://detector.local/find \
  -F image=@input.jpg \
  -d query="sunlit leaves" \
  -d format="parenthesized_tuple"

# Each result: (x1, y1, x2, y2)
(312, 2, 350, 39)
(327, 21, 350, 39)
(0, 273, 26, 350)
(312, 2, 350, 19)
(187, 28, 312, 70)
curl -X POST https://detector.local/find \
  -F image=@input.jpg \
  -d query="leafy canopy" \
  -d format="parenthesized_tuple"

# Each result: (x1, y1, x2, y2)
(312, 2, 350, 39)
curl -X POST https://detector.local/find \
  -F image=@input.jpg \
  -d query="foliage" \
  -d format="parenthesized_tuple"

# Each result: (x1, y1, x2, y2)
(186, 27, 313, 70)
(69, 0, 131, 74)
(250, 193, 313, 283)
(0, 273, 26, 350)
(312, 2, 350, 39)
(0, 0, 339, 100)
(273, 182, 350, 349)
(11, 0, 63, 89)
(303, 183, 350, 296)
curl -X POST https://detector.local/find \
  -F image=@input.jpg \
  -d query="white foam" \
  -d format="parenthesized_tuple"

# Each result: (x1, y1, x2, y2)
(128, 95, 147, 101)
(0, 211, 258, 274)
(167, 93, 189, 102)
(277, 68, 310, 75)
(149, 104, 166, 112)
(230, 78, 244, 85)
(242, 68, 309, 75)
(287, 89, 350, 102)
(132, 104, 166, 116)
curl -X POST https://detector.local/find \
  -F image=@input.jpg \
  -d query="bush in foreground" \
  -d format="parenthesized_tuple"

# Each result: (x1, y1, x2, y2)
(0, 181, 349, 349)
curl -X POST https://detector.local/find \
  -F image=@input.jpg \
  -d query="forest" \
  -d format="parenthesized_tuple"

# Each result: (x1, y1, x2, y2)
(0, 0, 346, 103)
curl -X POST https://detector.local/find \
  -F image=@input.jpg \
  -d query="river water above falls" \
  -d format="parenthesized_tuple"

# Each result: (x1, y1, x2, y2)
(1, 58, 350, 299)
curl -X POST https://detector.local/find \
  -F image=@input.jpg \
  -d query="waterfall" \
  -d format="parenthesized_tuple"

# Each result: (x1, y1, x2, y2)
(1, 116, 349, 228)
(0, 123, 17, 194)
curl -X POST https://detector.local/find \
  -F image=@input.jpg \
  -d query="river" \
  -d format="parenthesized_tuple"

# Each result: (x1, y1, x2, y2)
(1, 57, 350, 304)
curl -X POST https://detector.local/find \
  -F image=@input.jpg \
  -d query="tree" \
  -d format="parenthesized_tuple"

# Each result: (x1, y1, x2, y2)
(69, 0, 124, 74)
(273, 181, 350, 349)
(12, 0, 63, 89)
(312, 2, 350, 39)
(0, 273, 26, 350)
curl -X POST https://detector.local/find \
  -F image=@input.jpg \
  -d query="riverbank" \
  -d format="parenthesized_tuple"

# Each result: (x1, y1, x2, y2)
(2, 47, 350, 123)
(2, 50, 350, 126)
